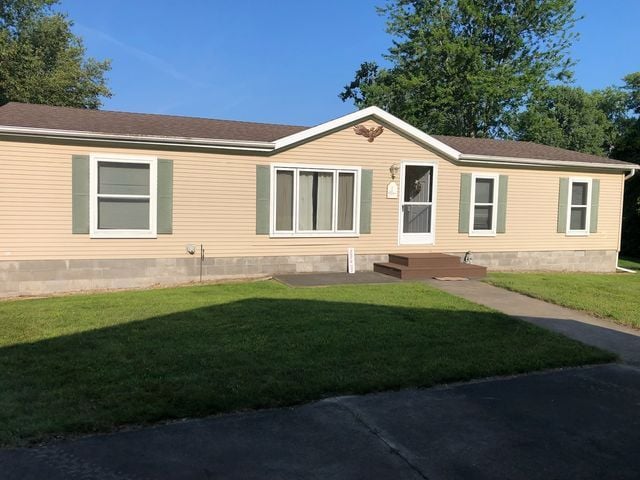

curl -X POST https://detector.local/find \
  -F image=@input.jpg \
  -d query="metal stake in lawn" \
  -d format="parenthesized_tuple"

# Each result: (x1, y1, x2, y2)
(200, 244, 205, 283)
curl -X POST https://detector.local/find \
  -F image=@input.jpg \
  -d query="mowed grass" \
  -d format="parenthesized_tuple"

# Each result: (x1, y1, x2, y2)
(487, 272, 640, 329)
(619, 256, 640, 271)
(0, 280, 612, 446)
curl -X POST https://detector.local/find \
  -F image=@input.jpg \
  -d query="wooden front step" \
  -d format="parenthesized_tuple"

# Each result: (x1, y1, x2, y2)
(374, 262, 486, 280)
(389, 253, 462, 268)
(374, 252, 487, 280)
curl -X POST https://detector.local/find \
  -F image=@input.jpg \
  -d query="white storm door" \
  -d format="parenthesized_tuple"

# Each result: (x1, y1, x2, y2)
(399, 163, 435, 245)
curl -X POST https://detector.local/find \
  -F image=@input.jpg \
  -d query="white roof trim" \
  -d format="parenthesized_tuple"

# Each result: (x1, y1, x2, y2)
(0, 106, 635, 171)
(272, 106, 634, 171)
(0, 125, 276, 151)
(458, 154, 635, 171)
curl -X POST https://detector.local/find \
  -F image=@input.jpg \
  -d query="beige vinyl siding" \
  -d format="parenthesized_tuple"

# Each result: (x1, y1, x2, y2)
(0, 122, 624, 261)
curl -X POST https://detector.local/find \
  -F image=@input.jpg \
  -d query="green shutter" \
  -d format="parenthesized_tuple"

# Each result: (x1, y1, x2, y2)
(590, 179, 600, 233)
(557, 177, 569, 233)
(157, 159, 174, 234)
(256, 165, 270, 234)
(459, 173, 472, 233)
(496, 175, 508, 234)
(359, 169, 373, 234)
(72, 155, 90, 234)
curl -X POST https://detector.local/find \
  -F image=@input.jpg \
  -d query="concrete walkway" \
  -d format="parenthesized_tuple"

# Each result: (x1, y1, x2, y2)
(2, 364, 640, 480)
(426, 279, 640, 365)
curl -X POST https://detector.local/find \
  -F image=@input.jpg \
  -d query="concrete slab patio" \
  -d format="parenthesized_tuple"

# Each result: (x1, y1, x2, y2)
(426, 279, 640, 366)
(274, 271, 400, 287)
(2, 364, 640, 480)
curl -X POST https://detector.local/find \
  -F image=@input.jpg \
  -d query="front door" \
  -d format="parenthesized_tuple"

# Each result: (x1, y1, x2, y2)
(399, 163, 435, 245)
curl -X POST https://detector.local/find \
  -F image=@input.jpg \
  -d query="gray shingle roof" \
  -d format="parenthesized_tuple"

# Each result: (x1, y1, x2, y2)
(0, 102, 635, 168)
(0, 102, 306, 142)
(432, 135, 633, 167)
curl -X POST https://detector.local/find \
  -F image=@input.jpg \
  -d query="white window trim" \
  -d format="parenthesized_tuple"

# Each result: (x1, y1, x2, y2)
(269, 163, 361, 238)
(397, 161, 438, 245)
(566, 177, 592, 236)
(89, 153, 158, 239)
(469, 173, 499, 237)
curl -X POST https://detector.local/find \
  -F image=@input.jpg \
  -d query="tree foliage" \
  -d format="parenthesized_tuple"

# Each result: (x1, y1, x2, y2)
(613, 73, 640, 257)
(511, 86, 615, 155)
(340, 0, 580, 137)
(0, 0, 111, 108)
(612, 73, 640, 162)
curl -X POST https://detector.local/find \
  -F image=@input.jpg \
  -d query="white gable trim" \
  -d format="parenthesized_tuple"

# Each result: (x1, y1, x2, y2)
(272, 107, 635, 173)
(273, 106, 460, 160)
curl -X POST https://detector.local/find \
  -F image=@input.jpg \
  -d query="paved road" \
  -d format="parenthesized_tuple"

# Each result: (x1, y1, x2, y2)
(2, 364, 640, 480)
(427, 279, 640, 366)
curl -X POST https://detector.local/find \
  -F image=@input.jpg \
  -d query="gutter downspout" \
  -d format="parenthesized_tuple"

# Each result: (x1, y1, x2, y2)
(625, 168, 636, 181)
(617, 266, 636, 274)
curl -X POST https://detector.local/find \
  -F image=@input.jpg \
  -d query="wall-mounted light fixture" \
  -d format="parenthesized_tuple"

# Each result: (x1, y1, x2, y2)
(389, 163, 400, 180)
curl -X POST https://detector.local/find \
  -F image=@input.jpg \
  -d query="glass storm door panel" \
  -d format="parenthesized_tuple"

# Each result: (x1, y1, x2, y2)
(399, 163, 434, 244)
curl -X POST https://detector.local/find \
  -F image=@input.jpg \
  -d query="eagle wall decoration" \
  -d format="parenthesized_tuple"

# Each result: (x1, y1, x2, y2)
(353, 124, 384, 142)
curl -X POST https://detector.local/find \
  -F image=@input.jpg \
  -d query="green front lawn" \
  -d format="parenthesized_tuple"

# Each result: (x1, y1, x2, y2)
(619, 256, 640, 271)
(0, 281, 612, 446)
(486, 273, 640, 329)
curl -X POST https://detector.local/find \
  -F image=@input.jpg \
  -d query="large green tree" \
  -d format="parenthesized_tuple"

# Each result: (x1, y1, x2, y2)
(512, 80, 636, 156)
(611, 73, 640, 162)
(340, 0, 580, 137)
(0, 0, 111, 108)
(511, 85, 614, 155)
(613, 73, 640, 257)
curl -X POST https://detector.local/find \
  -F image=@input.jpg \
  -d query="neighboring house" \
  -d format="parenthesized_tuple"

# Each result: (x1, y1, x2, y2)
(0, 102, 636, 296)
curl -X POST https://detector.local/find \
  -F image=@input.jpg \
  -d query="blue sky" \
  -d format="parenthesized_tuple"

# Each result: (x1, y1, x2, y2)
(61, 0, 640, 126)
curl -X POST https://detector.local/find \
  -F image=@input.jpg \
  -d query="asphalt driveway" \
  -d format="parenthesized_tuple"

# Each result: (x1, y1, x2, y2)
(2, 363, 639, 479)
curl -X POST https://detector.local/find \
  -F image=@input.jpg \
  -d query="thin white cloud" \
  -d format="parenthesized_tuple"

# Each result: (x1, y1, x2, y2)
(76, 23, 209, 89)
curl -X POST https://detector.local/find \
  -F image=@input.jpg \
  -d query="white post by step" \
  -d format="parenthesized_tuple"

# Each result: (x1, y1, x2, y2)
(347, 248, 356, 274)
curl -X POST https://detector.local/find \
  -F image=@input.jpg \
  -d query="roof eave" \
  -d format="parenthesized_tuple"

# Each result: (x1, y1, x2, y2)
(0, 111, 635, 173)
(458, 154, 636, 172)
(0, 126, 277, 152)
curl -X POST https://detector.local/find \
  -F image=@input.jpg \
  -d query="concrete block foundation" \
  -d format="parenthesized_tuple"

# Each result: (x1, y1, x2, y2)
(0, 249, 618, 297)
(455, 249, 618, 273)
(0, 254, 388, 297)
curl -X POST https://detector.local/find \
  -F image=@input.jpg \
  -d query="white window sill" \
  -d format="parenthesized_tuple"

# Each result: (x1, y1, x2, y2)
(398, 240, 436, 246)
(566, 231, 590, 237)
(90, 231, 157, 239)
(270, 232, 359, 239)
(469, 230, 497, 237)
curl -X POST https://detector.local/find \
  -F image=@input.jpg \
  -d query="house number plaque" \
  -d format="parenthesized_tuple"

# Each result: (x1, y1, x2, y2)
(387, 181, 398, 199)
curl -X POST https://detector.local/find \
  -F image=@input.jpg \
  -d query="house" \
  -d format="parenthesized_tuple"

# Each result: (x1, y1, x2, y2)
(0, 102, 636, 296)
